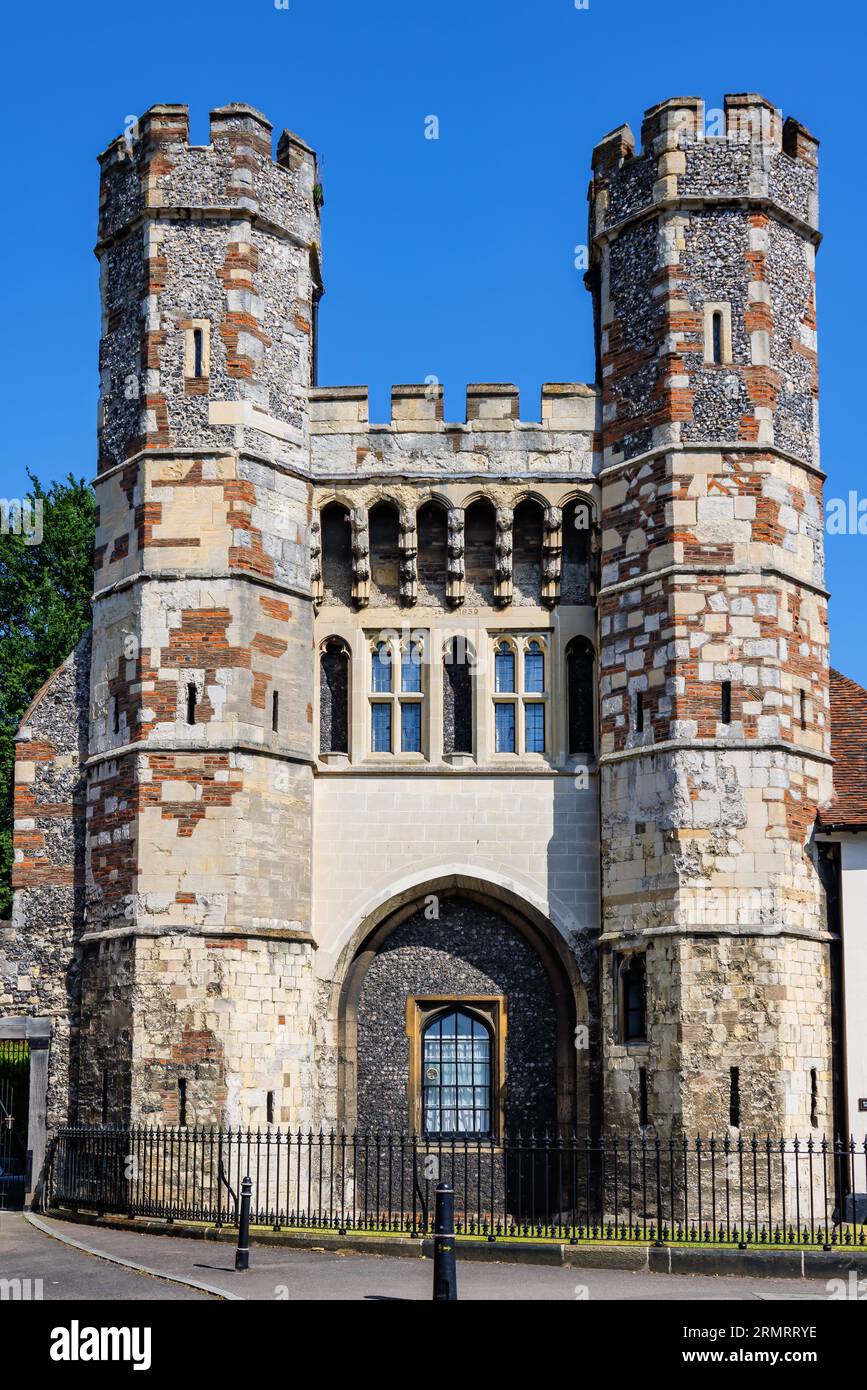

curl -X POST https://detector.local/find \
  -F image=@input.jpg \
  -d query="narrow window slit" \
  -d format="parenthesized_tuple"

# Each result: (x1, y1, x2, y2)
(621, 954, 647, 1042)
(711, 311, 723, 365)
(635, 691, 644, 733)
(810, 1068, 818, 1127)
(800, 689, 807, 731)
(638, 1067, 648, 1127)
(272, 689, 279, 733)
(443, 637, 473, 755)
(729, 1066, 740, 1127)
(721, 680, 732, 725)
(178, 1078, 187, 1127)
(266, 1091, 274, 1125)
(193, 328, 204, 378)
(186, 683, 197, 726)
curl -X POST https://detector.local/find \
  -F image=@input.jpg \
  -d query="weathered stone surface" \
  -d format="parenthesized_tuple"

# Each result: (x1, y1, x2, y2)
(591, 95, 831, 1135)
(5, 633, 90, 1130)
(6, 95, 842, 1147)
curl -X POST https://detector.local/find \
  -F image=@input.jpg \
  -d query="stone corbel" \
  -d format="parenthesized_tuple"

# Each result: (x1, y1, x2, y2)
(494, 507, 513, 607)
(542, 505, 563, 607)
(398, 506, 417, 606)
(309, 516, 323, 607)
(351, 506, 370, 608)
(447, 507, 465, 607)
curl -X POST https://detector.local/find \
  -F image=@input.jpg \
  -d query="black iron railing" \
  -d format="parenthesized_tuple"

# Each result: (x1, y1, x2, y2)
(47, 1126, 867, 1248)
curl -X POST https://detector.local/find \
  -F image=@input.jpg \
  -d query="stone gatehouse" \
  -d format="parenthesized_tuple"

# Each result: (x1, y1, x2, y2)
(5, 94, 864, 1182)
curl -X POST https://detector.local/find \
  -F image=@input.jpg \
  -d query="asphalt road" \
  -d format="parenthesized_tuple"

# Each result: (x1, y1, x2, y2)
(0, 1214, 839, 1301)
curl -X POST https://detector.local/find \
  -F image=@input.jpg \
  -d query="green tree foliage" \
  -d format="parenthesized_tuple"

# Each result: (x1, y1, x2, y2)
(0, 474, 95, 918)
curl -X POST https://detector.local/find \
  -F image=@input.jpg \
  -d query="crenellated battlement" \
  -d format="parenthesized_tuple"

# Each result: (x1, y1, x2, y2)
(309, 383, 599, 484)
(310, 383, 599, 435)
(589, 93, 819, 242)
(96, 103, 322, 474)
(97, 102, 320, 249)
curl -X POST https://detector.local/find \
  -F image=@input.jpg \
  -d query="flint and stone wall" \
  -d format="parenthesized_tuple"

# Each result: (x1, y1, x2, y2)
(356, 897, 559, 1134)
(592, 95, 832, 1135)
(6, 94, 843, 1145)
(78, 103, 322, 1124)
(6, 635, 91, 1130)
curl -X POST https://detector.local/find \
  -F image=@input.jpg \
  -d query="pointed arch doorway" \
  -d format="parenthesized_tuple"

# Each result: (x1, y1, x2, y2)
(337, 884, 592, 1137)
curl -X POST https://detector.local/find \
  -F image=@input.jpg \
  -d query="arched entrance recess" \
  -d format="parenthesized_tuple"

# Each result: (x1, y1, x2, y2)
(336, 877, 593, 1135)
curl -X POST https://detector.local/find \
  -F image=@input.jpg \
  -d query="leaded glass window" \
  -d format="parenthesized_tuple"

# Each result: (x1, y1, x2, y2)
(368, 634, 426, 757)
(401, 641, 422, 693)
(495, 701, 516, 753)
(524, 701, 545, 753)
(495, 642, 515, 693)
(371, 641, 392, 692)
(422, 1010, 492, 1137)
(371, 701, 391, 752)
(401, 701, 421, 753)
(524, 641, 544, 693)
(493, 635, 549, 756)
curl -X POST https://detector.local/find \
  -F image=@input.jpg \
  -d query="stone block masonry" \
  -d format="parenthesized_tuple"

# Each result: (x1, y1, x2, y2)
(80, 104, 322, 1124)
(7, 94, 844, 1148)
(591, 95, 831, 1135)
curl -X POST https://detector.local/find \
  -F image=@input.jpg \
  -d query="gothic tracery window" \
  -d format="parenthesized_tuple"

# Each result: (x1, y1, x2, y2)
(368, 633, 426, 755)
(493, 635, 549, 755)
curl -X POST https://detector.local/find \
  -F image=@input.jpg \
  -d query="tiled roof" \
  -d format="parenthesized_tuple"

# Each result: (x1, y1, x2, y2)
(821, 669, 867, 829)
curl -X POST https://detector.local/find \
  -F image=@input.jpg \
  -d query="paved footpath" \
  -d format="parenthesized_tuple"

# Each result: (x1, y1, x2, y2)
(0, 1213, 839, 1301)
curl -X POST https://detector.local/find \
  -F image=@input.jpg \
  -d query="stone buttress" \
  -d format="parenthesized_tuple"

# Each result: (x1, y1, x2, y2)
(591, 95, 832, 1135)
(81, 104, 321, 1125)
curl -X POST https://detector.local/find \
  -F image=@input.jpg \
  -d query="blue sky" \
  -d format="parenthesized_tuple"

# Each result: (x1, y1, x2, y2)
(3, 0, 865, 679)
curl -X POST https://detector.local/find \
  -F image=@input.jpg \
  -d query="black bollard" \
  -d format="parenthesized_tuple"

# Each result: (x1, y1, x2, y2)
(235, 1175, 252, 1271)
(432, 1181, 457, 1301)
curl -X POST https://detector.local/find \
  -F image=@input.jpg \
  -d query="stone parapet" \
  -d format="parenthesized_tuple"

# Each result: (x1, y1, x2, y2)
(589, 94, 819, 245)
